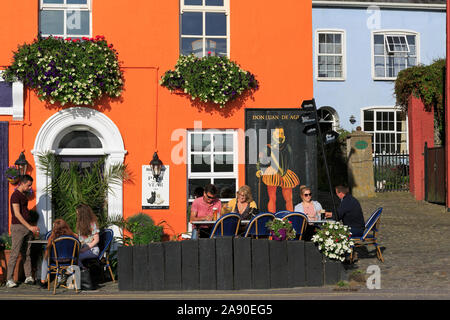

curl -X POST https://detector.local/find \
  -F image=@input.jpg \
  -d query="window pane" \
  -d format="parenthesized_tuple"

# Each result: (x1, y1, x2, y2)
(188, 179, 210, 199)
(191, 154, 211, 172)
(364, 110, 374, 121)
(206, 38, 227, 56)
(40, 10, 64, 35)
(205, 12, 226, 36)
(58, 131, 102, 148)
(191, 133, 211, 152)
(181, 37, 203, 56)
(67, 0, 88, 4)
(206, 0, 224, 5)
(214, 179, 236, 199)
(213, 133, 233, 152)
(43, 0, 64, 3)
(213, 155, 233, 172)
(66, 10, 90, 35)
(185, 0, 202, 5)
(0, 82, 13, 108)
(364, 121, 374, 131)
(181, 12, 203, 36)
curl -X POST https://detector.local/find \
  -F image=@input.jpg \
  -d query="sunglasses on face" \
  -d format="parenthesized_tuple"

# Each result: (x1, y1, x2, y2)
(303, 193, 312, 197)
(205, 193, 216, 199)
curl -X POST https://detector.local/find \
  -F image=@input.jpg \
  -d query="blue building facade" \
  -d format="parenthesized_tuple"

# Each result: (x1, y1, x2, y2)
(312, 0, 446, 153)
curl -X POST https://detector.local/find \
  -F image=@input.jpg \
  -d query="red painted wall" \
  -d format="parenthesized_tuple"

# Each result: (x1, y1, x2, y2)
(408, 96, 435, 201)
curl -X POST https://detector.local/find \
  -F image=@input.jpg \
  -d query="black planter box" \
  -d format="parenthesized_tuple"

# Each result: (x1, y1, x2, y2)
(118, 238, 348, 291)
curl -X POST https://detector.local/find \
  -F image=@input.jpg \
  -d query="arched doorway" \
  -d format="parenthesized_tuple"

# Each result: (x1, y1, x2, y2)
(31, 107, 127, 233)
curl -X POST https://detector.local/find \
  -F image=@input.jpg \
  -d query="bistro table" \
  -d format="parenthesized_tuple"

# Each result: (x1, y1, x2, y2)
(28, 239, 48, 281)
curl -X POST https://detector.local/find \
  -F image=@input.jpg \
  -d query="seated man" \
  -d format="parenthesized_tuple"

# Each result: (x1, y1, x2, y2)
(325, 185, 365, 237)
(190, 184, 222, 239)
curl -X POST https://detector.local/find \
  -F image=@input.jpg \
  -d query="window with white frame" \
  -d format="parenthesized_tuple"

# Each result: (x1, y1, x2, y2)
(317, 106, 339, 132)
(180, 0, 229, 57)
(362, 108, 408, 154)
(0, 71, 23, 120)
(39, 0, 91, 38)
(316, 30, 345, 80)
(187, 130, 237, 203)
(373, 31, 418, 80)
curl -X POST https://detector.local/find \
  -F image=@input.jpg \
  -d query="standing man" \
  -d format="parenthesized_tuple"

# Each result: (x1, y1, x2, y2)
(190, 184, 221, 239)
(6, 174, 39, 288)
(325, 185, 365, 237)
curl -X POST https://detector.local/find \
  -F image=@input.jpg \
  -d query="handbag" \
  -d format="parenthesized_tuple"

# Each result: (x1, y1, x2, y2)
(241, 207, 259, 220)
(80, 268, 96, 290)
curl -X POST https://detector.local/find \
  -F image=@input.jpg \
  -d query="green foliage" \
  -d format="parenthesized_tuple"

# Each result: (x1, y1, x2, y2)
(37, 152, 127, 231)
(160, 54, 259, 107)
(0, 233, 11, 250)
(4, 166, 19, 180)
(266, 218, 296, 240)
(395, 59, 445, 142)
(2, 35, 124, 106)
(111, 213, 164, 246)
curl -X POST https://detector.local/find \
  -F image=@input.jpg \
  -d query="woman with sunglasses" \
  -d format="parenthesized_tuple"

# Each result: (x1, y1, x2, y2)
(294, 185, 324, 222)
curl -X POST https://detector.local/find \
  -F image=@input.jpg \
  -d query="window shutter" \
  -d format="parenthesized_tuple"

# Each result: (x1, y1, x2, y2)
(0, 122, 9, 235)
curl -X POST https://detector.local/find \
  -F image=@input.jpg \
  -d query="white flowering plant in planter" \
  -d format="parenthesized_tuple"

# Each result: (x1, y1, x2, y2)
(160, 54, 259, 108)
(2, 35, 124, 106)
(311, 221, 354, 262)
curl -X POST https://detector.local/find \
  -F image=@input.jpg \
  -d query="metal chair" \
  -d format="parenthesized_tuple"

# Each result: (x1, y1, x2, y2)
(81, 229, 116, 282)
(350, 207, 384, 263)
(210, 213, 241, 238)
(279, 212, 308, 240)
(243, 213, 275, 239)
(47, 235, 80, 294)
(274, 211, 292, 218)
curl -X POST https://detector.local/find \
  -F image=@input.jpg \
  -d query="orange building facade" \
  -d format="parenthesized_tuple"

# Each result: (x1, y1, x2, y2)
(0, 0, 313, 237)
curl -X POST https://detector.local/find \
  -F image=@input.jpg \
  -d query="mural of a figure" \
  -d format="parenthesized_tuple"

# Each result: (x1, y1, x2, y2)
(256, 126, 300, 212)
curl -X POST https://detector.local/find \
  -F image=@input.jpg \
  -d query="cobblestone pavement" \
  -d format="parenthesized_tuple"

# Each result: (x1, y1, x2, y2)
(347, 191, 450, 290)
(0, 191, 449, 299)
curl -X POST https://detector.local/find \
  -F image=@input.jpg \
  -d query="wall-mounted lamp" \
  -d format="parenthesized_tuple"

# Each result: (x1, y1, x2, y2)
(349, 115, 356, 125)
(14, 151, 29, 176)
(150, 151, 163, 180)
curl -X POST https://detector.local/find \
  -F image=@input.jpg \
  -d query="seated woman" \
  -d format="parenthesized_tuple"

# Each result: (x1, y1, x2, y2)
(294, 185, 324, 240)
(223, 185, 258, 220)
(75, 203, 100, 269)
(39, 219, 77, 288)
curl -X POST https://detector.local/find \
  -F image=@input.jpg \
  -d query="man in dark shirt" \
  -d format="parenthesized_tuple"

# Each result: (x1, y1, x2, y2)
(6, 174, 39, 288)
(326, 185, 365, 237)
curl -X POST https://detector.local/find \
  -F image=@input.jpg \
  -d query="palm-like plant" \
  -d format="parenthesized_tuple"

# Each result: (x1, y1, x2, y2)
(38, 152, 127, 231)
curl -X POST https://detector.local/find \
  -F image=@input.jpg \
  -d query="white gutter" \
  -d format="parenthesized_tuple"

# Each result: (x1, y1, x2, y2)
(312, 1, 446, 11)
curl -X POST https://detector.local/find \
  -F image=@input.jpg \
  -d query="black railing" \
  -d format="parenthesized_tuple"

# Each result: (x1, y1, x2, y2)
(373, 152, 409, 192)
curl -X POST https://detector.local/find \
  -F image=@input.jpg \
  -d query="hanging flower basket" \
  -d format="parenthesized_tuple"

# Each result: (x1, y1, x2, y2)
(160, 54, 259, 108)
(5, 166, 19, 185)
(1, 35, 124, 106)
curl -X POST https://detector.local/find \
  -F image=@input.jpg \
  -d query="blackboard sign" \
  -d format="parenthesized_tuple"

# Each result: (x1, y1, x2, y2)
(245, 109, 317, 213)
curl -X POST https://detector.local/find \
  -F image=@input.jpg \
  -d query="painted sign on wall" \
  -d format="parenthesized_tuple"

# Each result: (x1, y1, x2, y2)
(245, 109, 318, 213)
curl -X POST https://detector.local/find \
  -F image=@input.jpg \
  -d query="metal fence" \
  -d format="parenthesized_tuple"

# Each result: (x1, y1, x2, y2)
(373, 152, 409, 192)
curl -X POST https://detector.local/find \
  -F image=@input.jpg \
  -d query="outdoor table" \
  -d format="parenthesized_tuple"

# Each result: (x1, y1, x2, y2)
(28, 239, 48, 281)
(310, 219, 334, 226)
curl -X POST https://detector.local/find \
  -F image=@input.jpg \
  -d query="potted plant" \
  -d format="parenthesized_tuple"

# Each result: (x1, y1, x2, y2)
(0, 233, 24, 283)
(311, 221, 354, 262)
(5, 166, 20, 185)
(266, 218, 296, 241)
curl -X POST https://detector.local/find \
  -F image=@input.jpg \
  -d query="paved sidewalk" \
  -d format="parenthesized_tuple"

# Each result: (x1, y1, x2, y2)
(0, 191, 449, 299)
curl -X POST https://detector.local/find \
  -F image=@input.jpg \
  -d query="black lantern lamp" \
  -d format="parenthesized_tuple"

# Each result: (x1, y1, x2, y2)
(15, 151, 29, 176)
(349, 115, 356, 125)
(150, 151, 163, 179)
